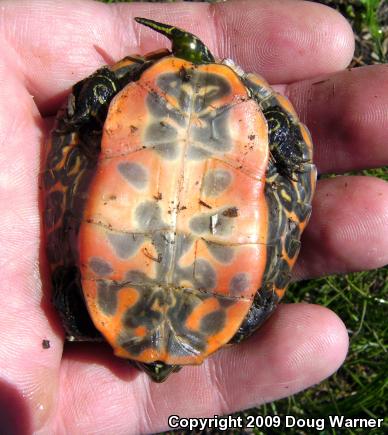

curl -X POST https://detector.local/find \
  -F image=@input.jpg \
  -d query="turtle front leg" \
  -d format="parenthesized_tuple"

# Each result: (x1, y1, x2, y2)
(65, 67, 119, 128)
(242, 73, 313, 181)
(59, 56, 151, 132)
(263, 104, 311, 180)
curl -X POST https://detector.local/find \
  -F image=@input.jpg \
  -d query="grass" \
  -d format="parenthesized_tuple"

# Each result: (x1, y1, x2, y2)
(360, 0, 385, 60)
(248, 268, 388, 434)
(101, 1, 387, 433)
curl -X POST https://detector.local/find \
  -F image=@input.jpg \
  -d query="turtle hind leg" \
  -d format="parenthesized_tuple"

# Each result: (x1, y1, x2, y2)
(229, 284, 279, 344)
(135, 361, 182, 383)
(52, 265, 102, 342)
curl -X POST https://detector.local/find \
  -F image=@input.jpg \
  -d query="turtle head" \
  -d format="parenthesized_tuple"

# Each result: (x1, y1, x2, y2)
(135, 17, 215, 64)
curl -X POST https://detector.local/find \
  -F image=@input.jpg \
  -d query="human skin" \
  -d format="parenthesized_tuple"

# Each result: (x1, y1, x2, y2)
(0, 0, 387, 433)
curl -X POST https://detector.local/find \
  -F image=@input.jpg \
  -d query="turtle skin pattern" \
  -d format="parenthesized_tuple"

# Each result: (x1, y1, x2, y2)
(44, 55, 316, 370)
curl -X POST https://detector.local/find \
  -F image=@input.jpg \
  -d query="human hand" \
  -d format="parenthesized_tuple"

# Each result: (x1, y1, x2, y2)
(0, 0, 387, 433)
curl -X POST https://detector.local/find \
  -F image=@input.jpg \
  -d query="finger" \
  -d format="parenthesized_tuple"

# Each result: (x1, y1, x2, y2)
(0, 44, 61, 433)
(58, 304, 348, 434)
(214, 0, 354, 82)
(0, 0, 354, 115)
(286, 64, 388, 174)
(294, 176, 388, 280)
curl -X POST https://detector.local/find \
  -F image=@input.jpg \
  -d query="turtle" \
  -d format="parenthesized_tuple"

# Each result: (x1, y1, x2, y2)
(43, 17, 317, 382)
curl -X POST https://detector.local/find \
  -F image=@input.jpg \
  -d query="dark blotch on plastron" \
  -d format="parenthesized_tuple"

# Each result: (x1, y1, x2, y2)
(119, 334, 156, 357)
(157, 71, 231, 114)
(177, 89, 192, 113)
(164, 321, 206, 356)
(174, 234, 194, 258)
(202, 169, 232, 197)
(117, 162, 148, 189)
(210, 212, 233, 236)
(89, 257, 113, 276)
(200, 310, 225, 335)
(194, 259, 216, 290)
(156, 72, 194, 112)
(218, 296, 237, 308)
(193, 73, 231, 112)
(173, 266, 195, 290)
(189, 211, 233, 237)
(157, 75, 182, 97)
(186, 145, 212, 160)
(230, 272, 250, 296)
(107, 232, 144, 259)
(122, 285, 164, 330)
(126, 269, 153, 286)
(146, 91, 185, 126)
(166, 291, 207, 352)
(157, 73, 191, 110)
(153, 142, 179, 160)
(135, 201, 164, 231)
(189, 214, 209, 234)
(191, 108, 231, 154)
(179, 329, 207, 353)
(145, 121, 177, 144)
(167, 290, 194, 326)
(206, 241, 234, 263)
(97, 281, 119, 315)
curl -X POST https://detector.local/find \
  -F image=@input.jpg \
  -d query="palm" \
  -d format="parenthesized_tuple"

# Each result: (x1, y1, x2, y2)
(0, 1, 387, 433)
